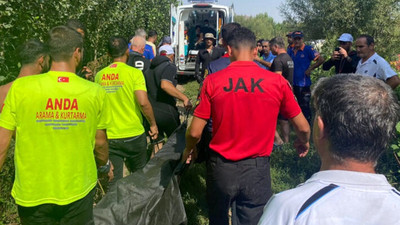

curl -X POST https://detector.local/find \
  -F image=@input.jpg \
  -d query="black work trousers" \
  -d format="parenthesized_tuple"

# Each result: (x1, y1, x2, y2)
(206, 151, 272, 225)
(152, 102, 180, 141)
(108, 133, 147, 187)
(293, 85, 312, 124)
(18, 188, 95, 225)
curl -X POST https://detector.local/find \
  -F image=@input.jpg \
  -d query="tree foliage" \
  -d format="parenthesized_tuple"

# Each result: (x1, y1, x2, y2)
(234, 13, 288, 40)
(0, 0, 177, 224)
(281, 0, 400, 59)
(0, 0, 178, 83)
(281, 0, 400, 190)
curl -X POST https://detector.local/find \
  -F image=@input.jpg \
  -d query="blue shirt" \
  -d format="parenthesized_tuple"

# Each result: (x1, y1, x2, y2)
(143, 44, 155, 60)
(262, 51, 276, 71)
(288, 44, 319, 87)
(208, 56, 231, 75)
(208, 56, 266, 75)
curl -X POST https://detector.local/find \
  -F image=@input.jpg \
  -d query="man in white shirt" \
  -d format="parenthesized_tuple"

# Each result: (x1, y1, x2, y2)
(258, 74, 400, 225)
(355, 34, 400, 89)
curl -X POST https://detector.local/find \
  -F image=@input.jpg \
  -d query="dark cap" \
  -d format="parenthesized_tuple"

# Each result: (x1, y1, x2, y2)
(292, 31, 304, 38)
(286, 31, 293, 37)
(158, 36, 172, 47)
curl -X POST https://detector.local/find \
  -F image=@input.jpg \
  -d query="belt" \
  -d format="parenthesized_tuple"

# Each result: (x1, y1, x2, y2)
(209, 150, 270, 167)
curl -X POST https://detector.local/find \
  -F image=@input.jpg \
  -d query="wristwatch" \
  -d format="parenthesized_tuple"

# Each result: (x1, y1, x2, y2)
(98, 160, 111, 173)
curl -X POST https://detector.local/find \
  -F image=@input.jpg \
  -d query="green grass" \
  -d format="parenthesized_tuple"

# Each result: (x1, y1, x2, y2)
(179, 80, 321, 225)
(178, 142, 321, 225)
(1, 80, 400, 225)
(179, 80, 400, 225)
(179, 163, 209, 225)
(0, 141, 19, 225)
(180, 79, 200, 104)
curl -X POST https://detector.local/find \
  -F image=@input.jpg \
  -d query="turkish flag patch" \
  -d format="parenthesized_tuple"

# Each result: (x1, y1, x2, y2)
(110, 64, 118, 68)
(58, 77, 69, 83)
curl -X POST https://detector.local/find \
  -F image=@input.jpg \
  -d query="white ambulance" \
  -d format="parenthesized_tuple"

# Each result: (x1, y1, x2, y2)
(170, 0, 234, 76)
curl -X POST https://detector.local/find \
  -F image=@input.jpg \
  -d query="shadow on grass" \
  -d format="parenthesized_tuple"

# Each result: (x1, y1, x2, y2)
(179, 163, 209, 225)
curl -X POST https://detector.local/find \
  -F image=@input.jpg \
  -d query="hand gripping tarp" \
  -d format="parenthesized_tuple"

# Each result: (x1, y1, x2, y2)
(93, 122, 188, 225)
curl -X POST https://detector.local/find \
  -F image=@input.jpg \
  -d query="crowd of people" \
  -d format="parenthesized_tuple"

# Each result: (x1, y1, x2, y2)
(0, 17, 400, 225)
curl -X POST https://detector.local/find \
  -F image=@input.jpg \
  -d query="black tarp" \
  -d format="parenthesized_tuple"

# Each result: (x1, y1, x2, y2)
(93, 122, 188, 225)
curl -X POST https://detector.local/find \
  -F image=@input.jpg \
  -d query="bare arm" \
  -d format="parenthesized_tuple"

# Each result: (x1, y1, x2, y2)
(182, 116, 207, 163)
(0, 127, 13, 170)
(386, 75, 400, 89)
(289, 113, 311, 157)
(134, 90, 158, 139)
(161, 80, 192, 109)
(306, 56, 325, 76)
(254, 57, 272, 68)
(94, 129, 108, 167)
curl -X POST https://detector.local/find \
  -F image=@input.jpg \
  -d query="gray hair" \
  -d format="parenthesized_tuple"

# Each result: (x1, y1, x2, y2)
(135, 28, 147, 38)
(269, 37, 285, 49)
(312, 74, 400, 164)
(130, 35, 146, 49)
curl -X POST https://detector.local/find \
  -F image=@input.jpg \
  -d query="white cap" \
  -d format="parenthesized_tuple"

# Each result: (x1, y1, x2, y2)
(337, 33, 353, 42)
(159, 45, 174, 55)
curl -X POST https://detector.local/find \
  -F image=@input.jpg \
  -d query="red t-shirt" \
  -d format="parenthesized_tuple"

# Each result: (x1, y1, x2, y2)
(194, 61, 301, 161)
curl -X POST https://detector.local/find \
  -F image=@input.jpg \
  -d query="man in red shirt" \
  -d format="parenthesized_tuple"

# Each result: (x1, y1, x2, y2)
(182, 27, 310, 225)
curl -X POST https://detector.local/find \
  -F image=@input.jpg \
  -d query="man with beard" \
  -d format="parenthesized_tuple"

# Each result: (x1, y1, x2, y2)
(323, 33, 359, 74)
(195, 33, 225, 81)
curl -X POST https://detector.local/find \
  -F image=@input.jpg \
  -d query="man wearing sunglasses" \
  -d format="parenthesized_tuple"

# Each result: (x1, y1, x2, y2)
(288, 31, 324, 124)
(323, 33, 360, 74)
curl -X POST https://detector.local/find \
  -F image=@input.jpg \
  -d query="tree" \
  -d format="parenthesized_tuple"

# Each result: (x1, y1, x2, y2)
(0, 1, 177, 223)
(0, 0, 178, 83)
(234, 13, 287, 40)
(281, 0, 400, 59)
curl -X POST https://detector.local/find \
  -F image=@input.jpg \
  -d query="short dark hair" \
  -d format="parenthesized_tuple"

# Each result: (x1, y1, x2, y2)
(358, 34, 375, 46)
(221, 22, 241, 42)
(47, 26, 83, 62)
(66, 19, 86, 36)
(257, 39, 265, 45)
(312, 75, 400, 163)
(269, 37, 285, 49)
(226, 27, 256, 50)
(18, 39, 48, 66)
(107, 36, 128, 58)
(148, 30, 157, 38)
